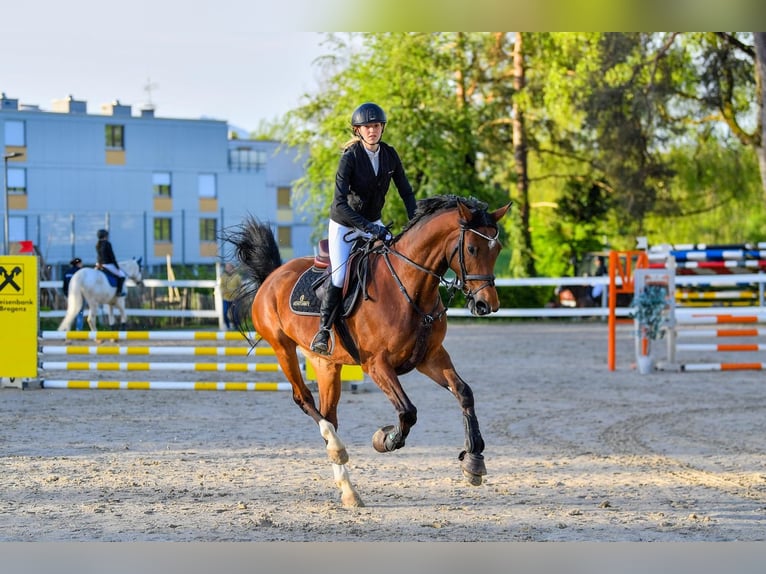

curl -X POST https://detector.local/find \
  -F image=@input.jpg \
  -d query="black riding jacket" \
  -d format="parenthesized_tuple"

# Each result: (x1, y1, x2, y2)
(96, 239, 119, 267)
(330, 140, 417, 231)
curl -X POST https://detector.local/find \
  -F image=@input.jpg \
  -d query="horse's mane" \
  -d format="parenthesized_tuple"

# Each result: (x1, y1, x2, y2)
(399, 195, 492, 236)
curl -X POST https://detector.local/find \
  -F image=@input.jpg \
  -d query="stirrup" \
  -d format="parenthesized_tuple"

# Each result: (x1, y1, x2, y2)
(310, 328, 333, 355)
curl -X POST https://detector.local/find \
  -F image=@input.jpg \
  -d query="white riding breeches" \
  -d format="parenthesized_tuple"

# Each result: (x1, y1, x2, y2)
(327, 219, 379, 288)
(102, 263, 127, 278)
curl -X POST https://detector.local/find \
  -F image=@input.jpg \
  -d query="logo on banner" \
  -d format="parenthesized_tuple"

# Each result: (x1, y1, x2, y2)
(0, 264, 25, 295)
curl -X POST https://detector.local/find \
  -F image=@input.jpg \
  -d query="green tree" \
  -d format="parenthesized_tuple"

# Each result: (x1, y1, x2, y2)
(277, 32, 766, 278)
(284, 33, 502, 241)
(680, 33, 765, 201)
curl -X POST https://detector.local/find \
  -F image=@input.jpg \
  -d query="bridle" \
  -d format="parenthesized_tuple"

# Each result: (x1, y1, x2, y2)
(449, 226, 500, 301)
(378, 221, 501, 324)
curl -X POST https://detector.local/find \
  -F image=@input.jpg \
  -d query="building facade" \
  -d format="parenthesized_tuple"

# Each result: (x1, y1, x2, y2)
(1, 92, 313, 269)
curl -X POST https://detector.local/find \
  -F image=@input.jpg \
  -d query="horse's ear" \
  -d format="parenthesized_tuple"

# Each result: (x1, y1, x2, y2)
(456, 199, 473, 223)
(492, 202, 513, 223)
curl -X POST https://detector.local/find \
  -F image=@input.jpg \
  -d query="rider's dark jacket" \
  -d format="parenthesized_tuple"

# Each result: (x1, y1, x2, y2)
(62, 264, 80, 296)
(96, 239, 119, 268)
(330, 140, 417, 231)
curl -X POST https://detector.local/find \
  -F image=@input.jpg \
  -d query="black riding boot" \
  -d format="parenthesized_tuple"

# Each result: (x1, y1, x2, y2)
(310, 284, 342, 355)
(115, 276, 125, 297)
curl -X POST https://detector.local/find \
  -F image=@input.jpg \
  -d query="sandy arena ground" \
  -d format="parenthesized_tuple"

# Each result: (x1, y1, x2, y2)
(1, 321, 765, 542)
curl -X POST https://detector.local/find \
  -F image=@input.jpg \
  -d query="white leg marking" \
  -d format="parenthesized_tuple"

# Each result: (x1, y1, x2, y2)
(332, 463, 364, 508)
(318, 419, 348, 464)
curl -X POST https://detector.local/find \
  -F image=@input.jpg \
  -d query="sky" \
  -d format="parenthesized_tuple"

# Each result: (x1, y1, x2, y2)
(5, 2, 329, 133)
(4, 1, 759, 134)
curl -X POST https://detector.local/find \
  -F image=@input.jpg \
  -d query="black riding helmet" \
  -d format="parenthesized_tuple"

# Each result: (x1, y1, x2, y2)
(351, 103, 387, 127)
(97, 229, 109, 240)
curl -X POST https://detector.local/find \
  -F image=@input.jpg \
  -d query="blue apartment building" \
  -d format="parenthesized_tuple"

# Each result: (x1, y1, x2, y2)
(1, 91, 313, 270)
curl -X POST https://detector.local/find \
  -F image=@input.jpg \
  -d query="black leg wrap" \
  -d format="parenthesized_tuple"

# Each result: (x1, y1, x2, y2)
(462, 412, 485, 455)
(459, 412, 486, 483)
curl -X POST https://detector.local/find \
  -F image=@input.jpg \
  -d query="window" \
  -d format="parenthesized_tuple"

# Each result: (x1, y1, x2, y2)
(198, 173, 216, 199)
(6, 167, 26, 194)
(105, 124, 124, 149)
(199, 218, 217, 242)
(4, 120, 25, 146)
(229, 147, 267, 171)
(154, 217, 172, 242)
(277, 186, 291, 209)
(9, 216, 26, 242)
(277, 225, 292, 247)
(153, 172, 172, 197)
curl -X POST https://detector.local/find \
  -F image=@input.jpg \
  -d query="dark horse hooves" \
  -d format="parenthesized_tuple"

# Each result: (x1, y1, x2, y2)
(459, 451, 486, 486)
(372, 425, 405, 453)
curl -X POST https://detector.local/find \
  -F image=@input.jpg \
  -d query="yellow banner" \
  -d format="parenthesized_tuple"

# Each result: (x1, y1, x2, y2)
(0, 255, 39, 378)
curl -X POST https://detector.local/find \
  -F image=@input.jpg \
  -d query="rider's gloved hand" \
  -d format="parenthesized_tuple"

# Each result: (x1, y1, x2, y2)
(368, 224, 392, 243)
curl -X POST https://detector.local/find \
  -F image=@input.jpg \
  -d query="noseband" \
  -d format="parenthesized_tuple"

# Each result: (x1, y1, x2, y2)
(449, 225, 500, 303)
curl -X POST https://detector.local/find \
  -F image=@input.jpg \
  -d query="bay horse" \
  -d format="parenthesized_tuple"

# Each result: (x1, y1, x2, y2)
(57, 258, 143, 331)
(227, 195, 511, 507)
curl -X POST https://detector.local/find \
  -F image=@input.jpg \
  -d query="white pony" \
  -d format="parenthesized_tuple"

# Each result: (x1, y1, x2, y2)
(58, 258, 143, 331)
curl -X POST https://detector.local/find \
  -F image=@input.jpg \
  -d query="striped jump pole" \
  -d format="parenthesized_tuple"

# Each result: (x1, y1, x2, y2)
(40, 345, 275, 356)
(41, 380, 292, 391)
(680, 362, 766, 372)
(676, 328, 766, 338)
(675, 290, 757, 301)
(676, 343, 766, 352)
(40, 361, 283, 372)
(41, 330, 256, 341)
(676, 314, 766, 325)
(664, 260, 766, 271)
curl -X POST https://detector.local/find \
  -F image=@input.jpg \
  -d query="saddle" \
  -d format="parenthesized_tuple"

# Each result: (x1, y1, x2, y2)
(288, 238, 371, 317)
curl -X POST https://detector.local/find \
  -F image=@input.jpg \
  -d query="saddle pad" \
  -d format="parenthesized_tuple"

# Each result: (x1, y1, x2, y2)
(101, 269, 118, 287)
(289, 266, 325, 315)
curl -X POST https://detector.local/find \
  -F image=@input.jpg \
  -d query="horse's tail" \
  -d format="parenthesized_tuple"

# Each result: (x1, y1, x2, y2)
(223, 215, 282, 337)
(57, 273, 85, 331)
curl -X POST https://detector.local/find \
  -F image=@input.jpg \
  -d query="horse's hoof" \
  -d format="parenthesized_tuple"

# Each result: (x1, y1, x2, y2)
(462, 469, 483, 486)
(459, 451, 486, 486)
(372, 425, 398, 453)
(341, 491, 365, 508)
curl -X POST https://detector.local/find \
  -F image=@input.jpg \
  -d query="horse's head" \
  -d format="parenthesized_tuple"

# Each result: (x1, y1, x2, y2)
(126, 257, 144, 287)
(450, 199, 512, 316)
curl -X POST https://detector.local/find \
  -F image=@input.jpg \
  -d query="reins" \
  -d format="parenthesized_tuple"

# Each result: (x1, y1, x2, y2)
(381, 248, 448, 325)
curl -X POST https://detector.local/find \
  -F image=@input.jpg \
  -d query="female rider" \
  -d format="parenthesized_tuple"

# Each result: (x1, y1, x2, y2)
(311, 102, 417, 355)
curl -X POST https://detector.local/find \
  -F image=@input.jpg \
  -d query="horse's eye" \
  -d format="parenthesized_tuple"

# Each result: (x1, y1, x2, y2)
(467, 245, 477, 256)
